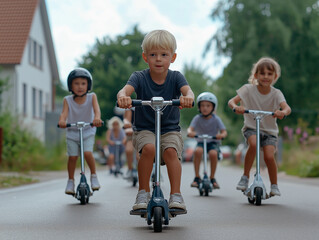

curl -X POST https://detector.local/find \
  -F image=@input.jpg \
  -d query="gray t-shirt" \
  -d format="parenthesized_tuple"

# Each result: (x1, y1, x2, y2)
(65, 93, 96, 140)
(237, 84, 286, 137)
(190, 114, 226, 143)
(127, 69, 188, 134)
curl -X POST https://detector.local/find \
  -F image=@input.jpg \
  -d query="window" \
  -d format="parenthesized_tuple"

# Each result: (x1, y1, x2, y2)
(29, 38, 43, 69)
(32, 87, 36, 118)
(23, 83, 27, 116)
(39, 90, 43, 118)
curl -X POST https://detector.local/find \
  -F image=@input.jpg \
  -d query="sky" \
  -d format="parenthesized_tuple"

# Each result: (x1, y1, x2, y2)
(45, 0, 229, 85)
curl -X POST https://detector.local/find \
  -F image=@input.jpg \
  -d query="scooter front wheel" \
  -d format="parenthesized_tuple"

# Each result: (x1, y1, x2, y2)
(79, 189, 86, 205)
(255, 187, 262, 206)
(153, 207, 163, 232)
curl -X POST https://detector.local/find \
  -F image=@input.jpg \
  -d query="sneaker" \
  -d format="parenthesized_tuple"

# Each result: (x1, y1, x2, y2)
(65, 179, 75, 195)
(124, 169, 132, 180)
(132, 190, 151, 210)
(168, 193, 186, 210)
(90, 174, 101, 191)
(211, 178, 220, 189)
(236, 175, 249, 191)
(190, 177, 202, 188)
(270, 184, 281, 196)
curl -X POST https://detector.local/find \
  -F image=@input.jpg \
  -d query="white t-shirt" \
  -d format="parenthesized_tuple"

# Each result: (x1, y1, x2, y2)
(237, 84, 286, 137)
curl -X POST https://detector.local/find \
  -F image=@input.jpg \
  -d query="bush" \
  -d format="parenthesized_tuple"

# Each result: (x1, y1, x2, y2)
(0, 111, 66, 172)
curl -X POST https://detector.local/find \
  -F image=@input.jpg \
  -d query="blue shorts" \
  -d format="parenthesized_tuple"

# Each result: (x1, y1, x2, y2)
(196, 142, 221, 160)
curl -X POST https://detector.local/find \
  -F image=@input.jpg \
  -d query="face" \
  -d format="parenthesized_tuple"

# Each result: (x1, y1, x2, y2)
(199, 101, 214, 115)
(142, 48, 176, 75)
(112, 121, 120, 129)
(255, 67, 277, 87)
(71, 78, 88, 95)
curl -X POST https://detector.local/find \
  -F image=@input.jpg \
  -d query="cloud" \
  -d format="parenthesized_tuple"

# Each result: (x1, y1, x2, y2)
(46, 0, 227, 82)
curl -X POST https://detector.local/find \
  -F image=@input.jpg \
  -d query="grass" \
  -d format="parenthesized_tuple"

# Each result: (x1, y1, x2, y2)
(0, 175, 39, 188)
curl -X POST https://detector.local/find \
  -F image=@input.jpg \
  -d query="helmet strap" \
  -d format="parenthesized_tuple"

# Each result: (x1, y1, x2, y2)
(72, 91, 88, 100)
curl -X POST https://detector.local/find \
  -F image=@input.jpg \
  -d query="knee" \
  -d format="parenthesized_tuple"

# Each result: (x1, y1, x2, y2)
(84, 152, 93, 159)
(209, 150, 218, 160)
(164, 148, 177, 159)
(194, 148, 203, 157)
(141, 144, 155, 157)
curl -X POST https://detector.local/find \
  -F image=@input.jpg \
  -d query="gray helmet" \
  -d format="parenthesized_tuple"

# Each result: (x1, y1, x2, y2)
(197, 92, 218, 111)
(67, 68, 93, 93)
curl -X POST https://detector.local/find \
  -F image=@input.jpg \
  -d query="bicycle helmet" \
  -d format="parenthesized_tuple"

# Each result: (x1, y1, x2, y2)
(197, 92, 218, 115)
(67, 68, 93, 93)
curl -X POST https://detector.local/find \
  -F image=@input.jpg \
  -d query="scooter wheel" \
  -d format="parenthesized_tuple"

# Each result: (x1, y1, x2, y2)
(153, 207, 163, 232)
(80, 189, 86, 205)
(132, 177, 137, 187)
(199, 188, 204, 196)
(255, 187, 262, 206)
(205, 188, 209, 196)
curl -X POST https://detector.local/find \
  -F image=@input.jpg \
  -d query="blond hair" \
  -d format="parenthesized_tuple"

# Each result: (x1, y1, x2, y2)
(141, 30, 177, 54)
(107, 116, 123, 129)
(248, 57, 281, 85)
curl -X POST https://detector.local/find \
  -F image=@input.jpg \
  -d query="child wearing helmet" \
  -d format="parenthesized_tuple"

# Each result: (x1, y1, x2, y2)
(58, 68, 103, 195)
(187, 92, 227, 189)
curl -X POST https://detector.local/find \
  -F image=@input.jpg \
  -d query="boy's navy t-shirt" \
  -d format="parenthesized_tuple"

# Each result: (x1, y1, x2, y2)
(127, 69, 188, 134)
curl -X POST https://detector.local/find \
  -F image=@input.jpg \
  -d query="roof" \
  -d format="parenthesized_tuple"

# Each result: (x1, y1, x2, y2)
(0, 0, 59, 81)
(0, 0, 38, 64)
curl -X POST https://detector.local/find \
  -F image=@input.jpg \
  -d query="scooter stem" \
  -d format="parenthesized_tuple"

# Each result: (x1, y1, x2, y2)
(256, 116, 261, 178)
(203, 138, 208, 175)
(155, 106, 161, 185)
(79, 126, 85, 174)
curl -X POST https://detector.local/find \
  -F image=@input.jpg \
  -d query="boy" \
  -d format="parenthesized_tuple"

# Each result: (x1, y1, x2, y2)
(58, 68, 103, 195)
(117, 30, 194, 210)
(187, 92, 227, 189)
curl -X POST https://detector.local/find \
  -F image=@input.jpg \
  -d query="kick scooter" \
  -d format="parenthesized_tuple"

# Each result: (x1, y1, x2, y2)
(58, 121, 103, 205)
(235, 109, 274, 206)
(128, 97, 187, 232)
(191, 134, 219, 196)
(113, 140, 123, 177)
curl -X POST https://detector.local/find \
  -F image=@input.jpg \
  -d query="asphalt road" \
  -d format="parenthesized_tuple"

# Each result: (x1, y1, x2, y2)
(1, 162, 319, 240)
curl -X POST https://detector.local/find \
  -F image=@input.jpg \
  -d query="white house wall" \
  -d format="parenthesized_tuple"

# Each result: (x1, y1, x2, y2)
(15, 5, 52, 141)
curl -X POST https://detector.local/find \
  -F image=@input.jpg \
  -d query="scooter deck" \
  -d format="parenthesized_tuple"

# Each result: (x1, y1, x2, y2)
(130, 208, 187, 217)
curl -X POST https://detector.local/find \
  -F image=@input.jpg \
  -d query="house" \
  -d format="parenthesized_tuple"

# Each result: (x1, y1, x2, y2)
(0, 0, 59, 142)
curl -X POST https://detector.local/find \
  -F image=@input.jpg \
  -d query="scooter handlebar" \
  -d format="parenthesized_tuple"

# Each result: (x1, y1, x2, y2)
(57, 122, 104, 128)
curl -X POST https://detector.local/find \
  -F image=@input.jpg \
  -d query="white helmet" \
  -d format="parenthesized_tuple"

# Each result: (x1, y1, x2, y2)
(197, 92, 218, 111)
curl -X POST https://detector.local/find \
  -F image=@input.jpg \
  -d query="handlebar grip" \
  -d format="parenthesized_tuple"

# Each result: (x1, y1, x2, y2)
(132, 100, 142, 106)
(172, 99, 180, 106)
(244, 110, 249, 113)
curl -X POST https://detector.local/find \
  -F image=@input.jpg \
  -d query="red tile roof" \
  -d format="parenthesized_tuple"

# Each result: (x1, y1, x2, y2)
(0, 0, 38, 64)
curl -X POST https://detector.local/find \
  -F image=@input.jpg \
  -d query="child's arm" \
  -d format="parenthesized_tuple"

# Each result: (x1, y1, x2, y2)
(187, 126, 196, 138)
(228, 95, 245, 114)
(216, 129, 227, 140)
(180, 85, 194, 109)
(92, 93, 103, 127)
(117, 85, 135, 109)
(274, 101, 291, 120)
(123, 110, 132, 129)
(58, 98, 69, 128)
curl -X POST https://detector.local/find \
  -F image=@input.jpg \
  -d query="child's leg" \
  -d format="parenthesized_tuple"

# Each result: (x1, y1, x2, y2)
(84, 151, 96, 174)
(125, 140, 134, 170)
(193, 147, 203, 177)
(263, 145, 277, 184)
(108, 154, 114, 169)
(163, 147, 181, 195)
(209, 150, 218, 179)
(243, 135, 257, 177)
(67, 156, 78, 179)
(138, 143, 155, 192)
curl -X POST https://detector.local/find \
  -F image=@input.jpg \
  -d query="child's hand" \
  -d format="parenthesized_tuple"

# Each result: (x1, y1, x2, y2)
(187, 131, 196, 138)
(117, 96, 132, 109)
(233, 106, 245, 114)
(124, 127, 133, 136)
(273, 110, 286, 120)
(179, 96, 194, 109)
(93, 118, 103, 127)
(58, 120, 67, 128)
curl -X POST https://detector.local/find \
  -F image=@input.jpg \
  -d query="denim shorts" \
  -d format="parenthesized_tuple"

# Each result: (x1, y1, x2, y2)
(196, 142, 221, 160)
(133, 130, 183, 164)
(243, 128, 277, 147)
(67, 135, 95, 156)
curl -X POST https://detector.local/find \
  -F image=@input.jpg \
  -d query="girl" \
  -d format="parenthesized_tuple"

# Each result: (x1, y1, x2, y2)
(228, 57, 291, 196)
(106, 116, 126, 173)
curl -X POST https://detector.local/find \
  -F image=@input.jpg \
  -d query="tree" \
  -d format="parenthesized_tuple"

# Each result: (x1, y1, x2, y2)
(78, 26, 147, 134)
(206, 0, 319, 132)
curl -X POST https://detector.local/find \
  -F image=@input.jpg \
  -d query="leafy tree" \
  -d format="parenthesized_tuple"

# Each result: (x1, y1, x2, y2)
(78, 26, 147, 134)
(206, 0, 319, 134)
